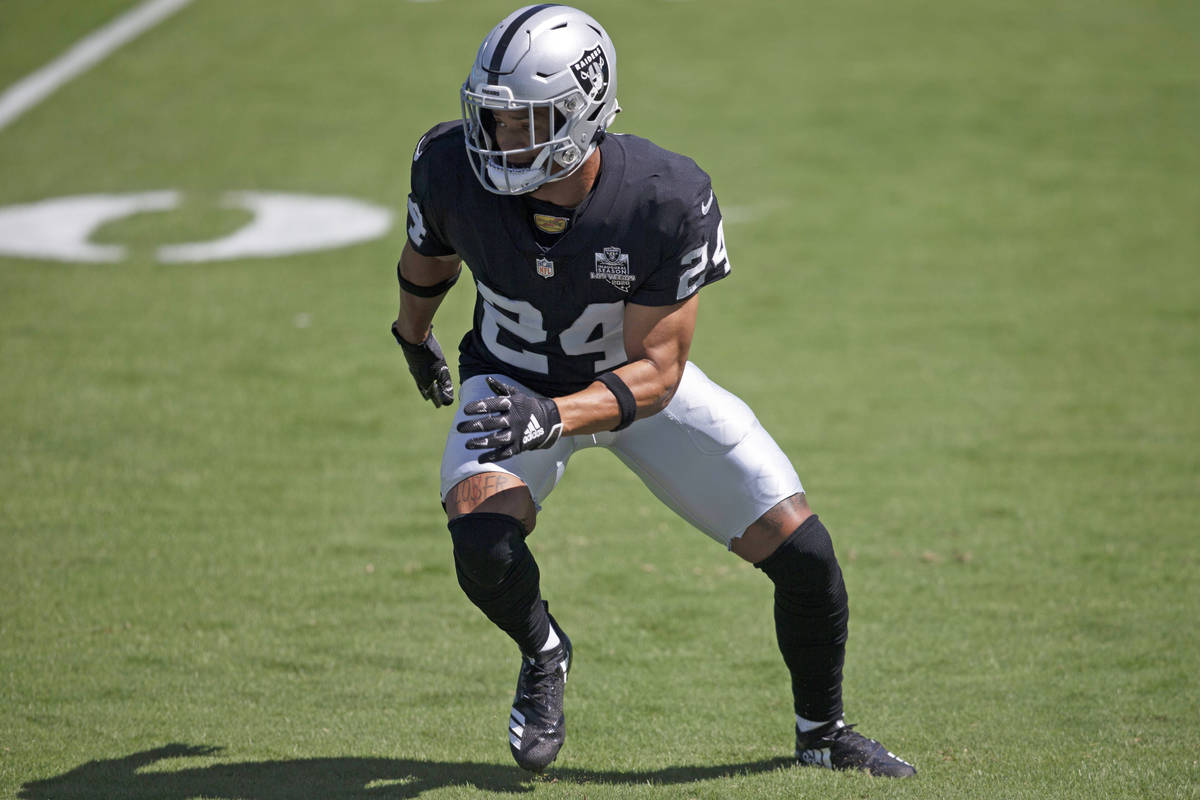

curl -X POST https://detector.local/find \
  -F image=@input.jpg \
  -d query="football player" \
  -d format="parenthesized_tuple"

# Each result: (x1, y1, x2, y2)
(391, 3, 915, 778)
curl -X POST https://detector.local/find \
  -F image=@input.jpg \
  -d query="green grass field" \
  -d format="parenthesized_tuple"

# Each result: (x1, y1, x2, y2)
(2, 1, 1198, 798)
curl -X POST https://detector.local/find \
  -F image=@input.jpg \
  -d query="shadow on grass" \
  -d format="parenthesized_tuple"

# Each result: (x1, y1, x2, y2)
(20, 743, 796, 798)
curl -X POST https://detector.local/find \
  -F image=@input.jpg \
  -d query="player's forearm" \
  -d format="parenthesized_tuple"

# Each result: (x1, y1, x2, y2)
(554, 358, 682, 436)
(393, 243, 461, 343)
(554, 296, 696, 435)
(394, 293, 446, 344)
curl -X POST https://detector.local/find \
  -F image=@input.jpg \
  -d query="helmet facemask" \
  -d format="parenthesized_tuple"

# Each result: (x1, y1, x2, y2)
(462, 84, 594, 195)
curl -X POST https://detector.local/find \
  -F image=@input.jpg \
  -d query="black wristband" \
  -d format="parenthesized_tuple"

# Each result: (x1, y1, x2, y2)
(397, 260, 460, 297)
(596, 372, 637, 431)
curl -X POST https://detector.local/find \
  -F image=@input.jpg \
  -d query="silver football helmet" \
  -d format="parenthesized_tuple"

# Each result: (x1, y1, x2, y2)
(461, 5, 620, 195)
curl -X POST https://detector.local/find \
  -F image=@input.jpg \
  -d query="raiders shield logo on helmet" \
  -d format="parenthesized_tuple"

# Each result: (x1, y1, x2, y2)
(570, 45, 609, 101)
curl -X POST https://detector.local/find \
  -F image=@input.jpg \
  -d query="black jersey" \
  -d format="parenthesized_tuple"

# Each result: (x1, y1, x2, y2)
(406, 121, 730, 396)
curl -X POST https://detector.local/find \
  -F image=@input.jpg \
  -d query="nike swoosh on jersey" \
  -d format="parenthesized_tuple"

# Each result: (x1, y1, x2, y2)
(413, 132, 432, 163)
(701, 191, 714, 215)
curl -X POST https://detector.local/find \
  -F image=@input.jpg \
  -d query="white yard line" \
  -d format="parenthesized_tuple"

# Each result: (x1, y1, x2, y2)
(0, 0, 193, 132)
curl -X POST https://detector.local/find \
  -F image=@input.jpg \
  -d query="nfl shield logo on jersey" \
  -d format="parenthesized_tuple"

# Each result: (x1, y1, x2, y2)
(591, 246, 634, 292)
(535, 256, 555, 279)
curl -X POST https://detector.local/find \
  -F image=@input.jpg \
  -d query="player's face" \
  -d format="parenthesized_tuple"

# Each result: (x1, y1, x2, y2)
(491, 107, 552, 165)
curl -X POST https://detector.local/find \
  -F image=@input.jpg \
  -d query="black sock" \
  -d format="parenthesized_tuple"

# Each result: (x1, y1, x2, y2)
(448, 512, 551, 657)
(753, 514, 848, 723)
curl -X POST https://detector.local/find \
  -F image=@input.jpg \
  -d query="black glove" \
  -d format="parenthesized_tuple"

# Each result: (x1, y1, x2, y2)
(392, 323, 454, 408)
(457, 377, 563, 463)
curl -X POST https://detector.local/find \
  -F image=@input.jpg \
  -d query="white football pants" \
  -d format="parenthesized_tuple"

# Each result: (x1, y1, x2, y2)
(440, 361, 804, 548)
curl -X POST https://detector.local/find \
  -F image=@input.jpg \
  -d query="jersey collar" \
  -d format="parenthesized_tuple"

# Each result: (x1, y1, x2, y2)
(498, 134, 625, 259)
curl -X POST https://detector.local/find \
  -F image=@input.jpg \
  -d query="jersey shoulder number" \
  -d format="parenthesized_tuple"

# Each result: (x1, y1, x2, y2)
(676, 214, 730, 300)
(406, 121, 464, 257)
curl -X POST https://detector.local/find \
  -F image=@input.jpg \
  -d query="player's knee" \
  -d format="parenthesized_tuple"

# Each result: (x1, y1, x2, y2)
(444, 473, 537, 533)
(753, 514, 844, 596)
(448, 512, 529, 589)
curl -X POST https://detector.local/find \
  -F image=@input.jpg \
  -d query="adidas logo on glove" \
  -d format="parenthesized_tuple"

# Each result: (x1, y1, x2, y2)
(522, 417, 545, 446)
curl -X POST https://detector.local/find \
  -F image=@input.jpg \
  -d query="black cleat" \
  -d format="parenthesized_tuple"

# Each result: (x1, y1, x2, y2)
(508, 614, 572, 772)
(795, 720, 916, 778)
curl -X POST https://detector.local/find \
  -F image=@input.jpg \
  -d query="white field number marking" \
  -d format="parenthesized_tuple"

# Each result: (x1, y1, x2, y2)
(0, 191, 394, 263)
